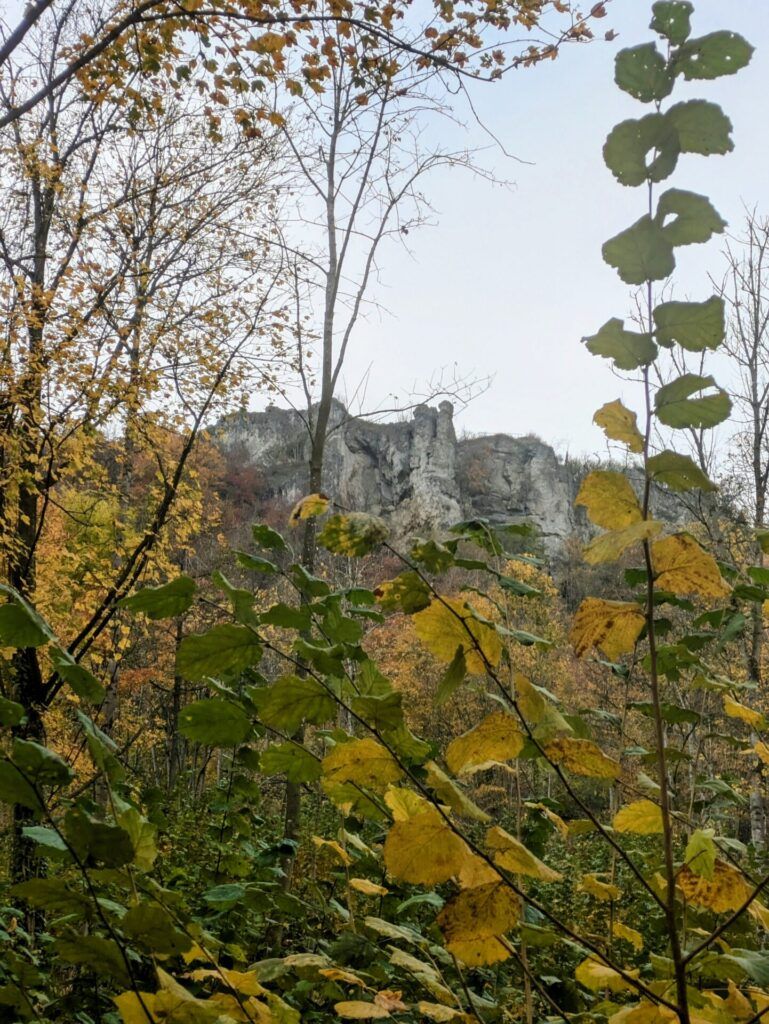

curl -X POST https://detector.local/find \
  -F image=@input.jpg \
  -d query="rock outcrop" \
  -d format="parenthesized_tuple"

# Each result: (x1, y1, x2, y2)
(214, 400, 591, 554)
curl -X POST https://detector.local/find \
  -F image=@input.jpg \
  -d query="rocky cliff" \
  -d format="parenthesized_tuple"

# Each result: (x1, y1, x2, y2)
(214, 400, 588, 555)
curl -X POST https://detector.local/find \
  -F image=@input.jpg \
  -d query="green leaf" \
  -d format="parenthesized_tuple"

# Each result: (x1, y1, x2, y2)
(650, 1, 693, 45)
(436, 646, 467, 706)
(0, 696, 25, 727)
(685, 828, 716, 879)
(657, 189, 726, 247)
(252, 522, 289, 552)
(497, 575, 541, 597)
(118, 576, 195, 620)
(12, 878, 89, 915)
(260, 603, 311, 630)
(382, 722, 431, 765)
(116, 802, 158, 872)
(260, 742, 321, 783)
(603, 113, 679, 187)
(0, 761, 43, 809)
(12, 739, 72, 787)
(204, 882, 246, 907)
(290, 563, 331, 598)
(603, 216, 675, 286)
(176, 623, 262, 680)
(75, 709, 123, 783)
(647, 451, 717, 492)
(50, 648, 105, 704)
(55, 936, 130, 986)
(374, 571, 432, 614)
(653, 296, 725, 351)
(674, 31, 754, 81)
(318, 513, 389, 556)
(0, 602, 49, 648)
(615, 42, 673, 103)
(251, 675, 335, 733)
(122, 903, 192, 955)
(655, 373, 731, 428)
(293, 639, 348, 677)
(178, 699, 251, 746)
(21, 825, 68, 853)
(410, 538, 455, 573)
(584, 318, 657, 370)
(666, 100, 734, 156)
(719, 950, 769, 987)
(351, 691, 404, 731)
(64, 808, 135, 867)
(236, 551, 280, 574)
(211, 571, 256, 624)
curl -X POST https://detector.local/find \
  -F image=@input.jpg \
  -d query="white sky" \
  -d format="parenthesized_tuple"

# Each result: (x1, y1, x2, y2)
(336, 0, 769, 456)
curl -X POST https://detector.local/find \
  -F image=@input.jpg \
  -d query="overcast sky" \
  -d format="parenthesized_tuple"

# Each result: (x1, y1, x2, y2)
(335, 0, 769, 456)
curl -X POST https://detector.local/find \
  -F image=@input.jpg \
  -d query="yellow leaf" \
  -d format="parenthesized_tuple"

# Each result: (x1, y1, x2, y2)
(724, 980, 755, 1020)
(584, 519, 663, 564)
(652, 533, 730, 597)
(188, 968, 266, 997)
(445, 710, 524, 775)
(181, 942, 210, 965)
(677, 859, 750, 913)
(575, 956, 638, 994)
(544, 737, 620, 780)
(313, 836, 352, 865)
(437, 882, 518, 964)
(456, 855, 499, 889)
(594, 400, 644, 453)
(723, 695, 765, 729)
(388, 950, 454, 1004)
(383, 806, 472, 886)
(748, 899, 769, 931)
(746, 987, 769, 1013)
(613, 799, 663, 835)
(322, 738, 403, 793)
(384, 786, 430, 821)
(514, 673, 546, 723)
(413, 597, 502, 674)
(525, 801, 569, 837)
(289, 492, 329, 525)
(334, 1000, 390, 1019)
(579, 872, 622, 902)
(613, 920, 644, 951)
(445, 936, 510, 968)
(748, 741, 769, 765)
(570, 598, 645, 659)
(568, 819, 596, 837)
(283, 953, 332, 971)
(609, 1002, 678, 1023)
(349, 878, 389, 897)
(424, 761, 490, 822)
(416, 1003, 465, 1022)
(113, 992, 158, 1024)
(320, 968, 369, 987)
(576, 470, 642, 530)
(486, 825, 562, 882)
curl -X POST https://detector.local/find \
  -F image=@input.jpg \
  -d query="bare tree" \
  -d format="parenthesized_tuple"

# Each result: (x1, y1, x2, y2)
(0, 9, 289, 881)
(262, 24, 497, 882)
(715, 212, 769, 845)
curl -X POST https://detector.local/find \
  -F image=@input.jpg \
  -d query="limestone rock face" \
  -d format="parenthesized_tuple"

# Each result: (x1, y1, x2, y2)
(457, 434, 579, 551)
(214, 400, 590, 554)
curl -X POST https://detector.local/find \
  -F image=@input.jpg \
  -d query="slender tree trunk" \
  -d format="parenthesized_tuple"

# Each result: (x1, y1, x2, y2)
(8, 176, 53, 896)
